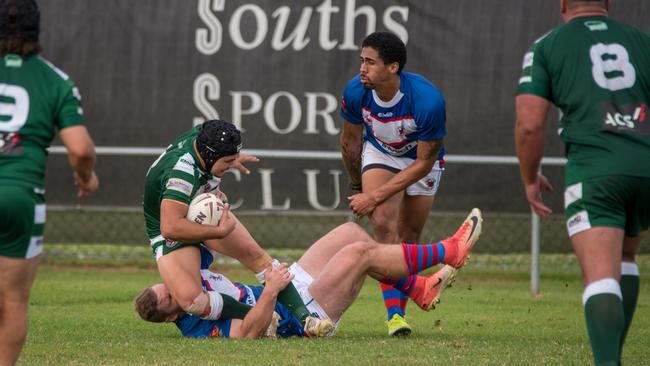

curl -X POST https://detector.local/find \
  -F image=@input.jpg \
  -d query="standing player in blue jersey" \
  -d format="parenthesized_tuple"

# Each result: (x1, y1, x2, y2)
(339, 31, 449, 336)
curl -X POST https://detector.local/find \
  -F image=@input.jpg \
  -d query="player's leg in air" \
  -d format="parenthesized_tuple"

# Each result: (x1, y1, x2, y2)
(204, 212, 333, 336)
(302, 208, 482, 324)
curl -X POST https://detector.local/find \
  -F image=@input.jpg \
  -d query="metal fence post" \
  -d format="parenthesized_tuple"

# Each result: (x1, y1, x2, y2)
(531, 210, 540, 297)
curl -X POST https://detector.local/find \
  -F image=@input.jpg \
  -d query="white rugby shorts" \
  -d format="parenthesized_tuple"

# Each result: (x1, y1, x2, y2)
(289, 263, 339, 335)
(361, 141, 443, 196)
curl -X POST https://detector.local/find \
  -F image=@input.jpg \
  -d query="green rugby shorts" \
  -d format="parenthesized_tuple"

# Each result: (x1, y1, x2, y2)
(564, 176, 650, 237)
(0, 185, 46, 258)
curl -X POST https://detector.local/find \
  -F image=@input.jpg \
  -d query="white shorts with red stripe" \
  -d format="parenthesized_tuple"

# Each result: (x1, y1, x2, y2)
(361, 142, 444, 196)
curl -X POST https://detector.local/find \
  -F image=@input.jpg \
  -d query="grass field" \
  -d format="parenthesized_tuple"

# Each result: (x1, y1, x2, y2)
(20, 254, 650, 365)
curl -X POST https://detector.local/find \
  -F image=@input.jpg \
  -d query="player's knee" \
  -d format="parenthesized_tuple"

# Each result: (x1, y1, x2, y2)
(399, 226, 421, 243)
(184, 291, 224, 320)
(340, 222, 372, 242)
(371, 216, 397, 240)
(176, 289, 204, 313)
(343, 241, 375, 261)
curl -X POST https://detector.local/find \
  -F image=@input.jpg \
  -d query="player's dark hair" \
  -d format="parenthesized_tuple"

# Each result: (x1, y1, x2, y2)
(362, 31, 407, 73)
(196, 119, 242, 172)
(134, 287, 171, 323)
(0, 0, 41, 57)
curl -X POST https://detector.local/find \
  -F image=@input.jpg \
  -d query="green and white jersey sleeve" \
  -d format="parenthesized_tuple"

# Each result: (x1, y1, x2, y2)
(142, 127, 221, 244)
(517, 16, 650, 184)
(0, 54, 84, 188)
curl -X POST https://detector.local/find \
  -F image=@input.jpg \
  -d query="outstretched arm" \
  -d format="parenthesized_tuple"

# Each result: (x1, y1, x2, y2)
(229, 264, 292, 339)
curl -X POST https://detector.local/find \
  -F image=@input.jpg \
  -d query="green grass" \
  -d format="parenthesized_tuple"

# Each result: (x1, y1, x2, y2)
(22, 256, 650, 365)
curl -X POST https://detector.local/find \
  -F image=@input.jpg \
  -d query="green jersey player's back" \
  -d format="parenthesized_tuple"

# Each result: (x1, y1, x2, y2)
(0, 54, 84, 188)
(517, 16, 650, 185)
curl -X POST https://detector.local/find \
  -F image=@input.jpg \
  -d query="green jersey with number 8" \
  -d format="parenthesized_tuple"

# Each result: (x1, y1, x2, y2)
(517, 16, 650, 185)
(0, 54, 84, 189)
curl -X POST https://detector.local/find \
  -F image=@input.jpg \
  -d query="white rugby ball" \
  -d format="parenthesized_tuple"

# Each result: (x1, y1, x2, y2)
(187, 193, 225, 226)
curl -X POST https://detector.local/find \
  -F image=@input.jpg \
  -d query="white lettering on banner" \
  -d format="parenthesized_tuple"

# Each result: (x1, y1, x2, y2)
(383, 6, 409, 43)
(305, 169, 341, 210)
(230, 91, 262, 133)
(339, 0, 376, 50)
(195, 0, 224, 55)
(229, 4, 268, 50)
(195, 0, 409, 53)
(193, 73, 220, 126)
(272, 6, 312, 51)
(265, 92, 302, 134)
(304, 93, 339, 135)
(193, 74, 341, 135)
(259, 169, 291, 210)
(316, 0, 340, 50)
(223, 168, 343, 211)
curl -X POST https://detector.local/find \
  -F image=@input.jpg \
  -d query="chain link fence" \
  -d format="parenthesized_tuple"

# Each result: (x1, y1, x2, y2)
(42, 155, 650, 263)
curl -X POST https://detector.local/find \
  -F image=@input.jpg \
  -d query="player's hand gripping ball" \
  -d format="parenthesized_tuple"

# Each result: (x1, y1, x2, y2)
(187, 193, 225, 226)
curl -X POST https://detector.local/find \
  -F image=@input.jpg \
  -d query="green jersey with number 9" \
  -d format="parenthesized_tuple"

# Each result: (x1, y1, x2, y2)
(517, 16, 650, 185)
(0, 54, 84, 189)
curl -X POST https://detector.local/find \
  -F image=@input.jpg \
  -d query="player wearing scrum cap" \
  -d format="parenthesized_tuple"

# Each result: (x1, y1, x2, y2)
(135, 209, 482, 339)
(143, 119, 333, 337)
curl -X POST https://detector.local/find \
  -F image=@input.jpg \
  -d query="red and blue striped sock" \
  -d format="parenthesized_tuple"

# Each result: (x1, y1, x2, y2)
(380, 282, 409, 320)
(401, 242, 453, 275)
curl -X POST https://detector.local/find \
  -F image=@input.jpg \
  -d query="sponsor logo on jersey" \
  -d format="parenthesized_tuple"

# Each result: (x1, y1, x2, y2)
(166, 178, 193, 195)
(584, 20, 608, 31)
(210, 326, 222, 337)
(0, 132, 23, 155)
(602, 102, 649, 134)
(377, 112, 394, 118)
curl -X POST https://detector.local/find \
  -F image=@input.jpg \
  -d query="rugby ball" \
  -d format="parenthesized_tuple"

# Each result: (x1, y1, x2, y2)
(187, 193, 225, 226)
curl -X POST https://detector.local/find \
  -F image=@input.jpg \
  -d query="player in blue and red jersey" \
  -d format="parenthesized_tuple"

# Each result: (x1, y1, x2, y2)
(339, 31, 448, 336)
(135, 209, 483, 339)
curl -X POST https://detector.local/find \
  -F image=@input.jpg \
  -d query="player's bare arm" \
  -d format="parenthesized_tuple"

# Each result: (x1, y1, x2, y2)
(160, 198, 236, 242)
(59, 125, 99, 197)
(229, 264, 293, 339)
(348, 138, 442, 216)
(515, 94, 554, 218)
(340, 121, 364, 190)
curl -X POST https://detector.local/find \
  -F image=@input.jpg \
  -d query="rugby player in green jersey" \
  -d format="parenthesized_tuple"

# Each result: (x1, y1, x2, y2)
(143, 119, 333, 337)
(0, 1, 99, 364)
(515, 1, 650, 364)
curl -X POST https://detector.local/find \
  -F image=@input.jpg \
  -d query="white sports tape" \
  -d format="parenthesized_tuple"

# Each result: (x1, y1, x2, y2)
(621, 262, 640, 276)
(186, 291, 224, 320)
(255, 259, 281, 284)
(204, 291, 224, 320)
(582, 278, 622, 305)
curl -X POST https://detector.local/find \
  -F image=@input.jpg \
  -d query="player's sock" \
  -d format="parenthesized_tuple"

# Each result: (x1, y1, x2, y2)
(277, 282, 311, 324)
(620, 262, 640, 353)
(400, 242, 451, 275)
(220, 295, 253, 319)
(379, 282, 406, 320)
(583, 278, 624, 366)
